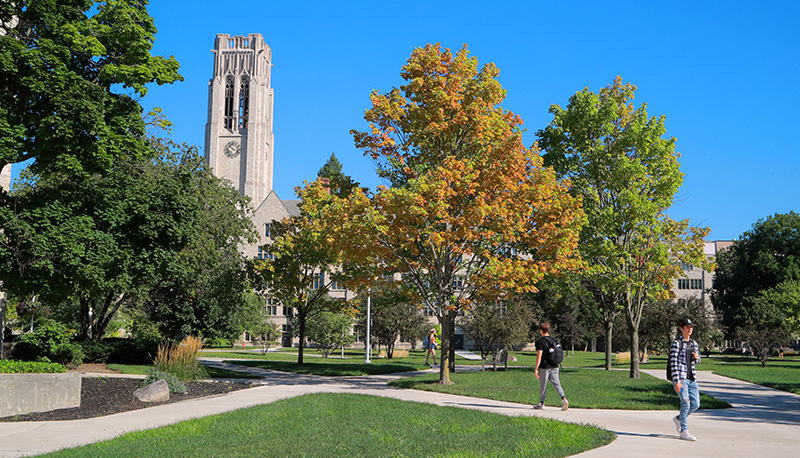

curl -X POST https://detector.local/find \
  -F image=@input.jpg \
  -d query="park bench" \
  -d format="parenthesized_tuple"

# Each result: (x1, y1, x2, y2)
(481, 349, 508, 371)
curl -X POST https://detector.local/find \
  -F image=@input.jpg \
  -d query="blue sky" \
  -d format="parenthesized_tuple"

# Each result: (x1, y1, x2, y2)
(11, 1, 799, 240)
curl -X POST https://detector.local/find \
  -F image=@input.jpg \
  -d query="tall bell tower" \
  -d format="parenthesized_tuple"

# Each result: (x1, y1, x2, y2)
(204, 33, 274, 204)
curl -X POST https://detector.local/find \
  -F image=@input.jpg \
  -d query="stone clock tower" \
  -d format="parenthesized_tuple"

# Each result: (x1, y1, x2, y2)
(204, 33, 274, 204)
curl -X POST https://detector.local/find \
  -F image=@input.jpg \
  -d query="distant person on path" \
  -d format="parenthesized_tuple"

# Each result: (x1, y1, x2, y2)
(424, 328, 438, 366)
(669, 317, 701, 441)
(533, 322, 568, 411)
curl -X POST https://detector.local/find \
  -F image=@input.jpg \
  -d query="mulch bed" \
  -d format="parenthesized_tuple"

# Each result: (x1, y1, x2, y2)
(0, 376, 253, 422)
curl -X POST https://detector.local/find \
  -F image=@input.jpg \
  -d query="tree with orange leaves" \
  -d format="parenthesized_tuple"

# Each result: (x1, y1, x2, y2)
(330, 44, 585, 384)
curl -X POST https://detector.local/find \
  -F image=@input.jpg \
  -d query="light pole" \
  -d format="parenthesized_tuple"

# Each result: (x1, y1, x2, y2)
(365, 289, 372, 363)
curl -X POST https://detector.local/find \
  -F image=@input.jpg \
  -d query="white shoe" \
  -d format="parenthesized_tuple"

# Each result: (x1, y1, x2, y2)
(561, 399, 569, 411)
(533, 403, 544, 410)
(673, 415, 680, 433)
(680, 430, 696, 441)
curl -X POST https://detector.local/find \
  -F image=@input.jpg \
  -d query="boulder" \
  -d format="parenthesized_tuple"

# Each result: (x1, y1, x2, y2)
(133, 379, 170, 403)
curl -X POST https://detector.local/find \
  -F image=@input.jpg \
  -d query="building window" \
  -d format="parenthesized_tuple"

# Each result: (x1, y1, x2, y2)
(266, 298, 279, 315)
(265, 223, 271, 237)
(678, 278, 702, 290)
(330, 279, 343, 290)
(238, 76, 249, 130)
(313, 272, 325, 289)
(452, 276, 464, 289)
(679, 262, 694, 271)
(224, 75, 235, 130)
(283, 306, 293, 317)
(257, 246, 274, 260)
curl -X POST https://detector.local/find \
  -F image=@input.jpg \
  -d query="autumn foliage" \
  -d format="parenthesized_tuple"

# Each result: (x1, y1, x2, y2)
(329, 44, 585, 383)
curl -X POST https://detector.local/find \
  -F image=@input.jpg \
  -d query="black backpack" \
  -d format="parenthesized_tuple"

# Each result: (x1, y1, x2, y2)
(543, 336, 564, 367)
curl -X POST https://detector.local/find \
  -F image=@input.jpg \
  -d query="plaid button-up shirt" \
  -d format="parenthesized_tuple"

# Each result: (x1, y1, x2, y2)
(669, 337, 700, 384)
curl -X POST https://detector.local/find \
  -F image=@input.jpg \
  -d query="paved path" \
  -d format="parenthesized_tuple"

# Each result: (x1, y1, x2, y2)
(1, 361, 798, 457)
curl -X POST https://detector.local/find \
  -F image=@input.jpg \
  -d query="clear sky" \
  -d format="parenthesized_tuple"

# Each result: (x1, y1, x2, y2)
(10, 1, 799, 240)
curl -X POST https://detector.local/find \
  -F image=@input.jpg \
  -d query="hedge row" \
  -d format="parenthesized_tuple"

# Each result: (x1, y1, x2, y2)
(76, 338, 160, 365)
(0, 360, 66, 373)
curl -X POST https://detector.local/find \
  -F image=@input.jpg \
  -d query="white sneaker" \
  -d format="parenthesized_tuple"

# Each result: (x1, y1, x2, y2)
(680, 430, 696, 441)
(533, 403, 544, 410)
(561, 399, 569, 411)
(673, 415, 680, 432)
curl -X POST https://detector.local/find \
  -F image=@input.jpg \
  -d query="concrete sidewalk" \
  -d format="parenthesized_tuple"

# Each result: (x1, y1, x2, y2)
(1, 363, 798, 457)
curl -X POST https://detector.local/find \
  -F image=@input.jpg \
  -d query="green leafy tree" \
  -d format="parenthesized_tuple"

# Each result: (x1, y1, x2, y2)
(0, 0, 182, 180)
(633, 298, 717, 359)
(537, 77, 710, 378)
(712, 212, 800, 338)
(0, 146, 257, 340)
(247, 309, 281, 355)
(317, 153, 361, 198)
(302, 310, 354, 358)
(355, 281, 427, 359)
(459, 300, 534, 360)
(255, 181, 351, 365)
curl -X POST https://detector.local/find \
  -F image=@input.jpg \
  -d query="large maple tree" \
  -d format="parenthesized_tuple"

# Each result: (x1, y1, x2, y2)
(333, 44, 584, 384)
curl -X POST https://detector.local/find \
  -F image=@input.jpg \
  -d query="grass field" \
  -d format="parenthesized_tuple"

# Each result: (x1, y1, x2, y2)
(388, 368, 731, 410)
(42, 393, 615, 458)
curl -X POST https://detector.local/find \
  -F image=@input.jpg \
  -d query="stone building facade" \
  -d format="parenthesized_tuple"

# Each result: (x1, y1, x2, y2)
(203, 34, 301, 346)
(671, 240, 733, 307)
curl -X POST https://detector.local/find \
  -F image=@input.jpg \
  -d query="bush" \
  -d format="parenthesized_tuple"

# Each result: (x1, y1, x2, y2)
(154, 336, 207, 381)
(205, 336, 231, 348)
(76, 340, 115, 363)
(0, 360, 66, 373)
(13, 320, 83, 365)
(53, 342, 85, 366)
(614, 352, 631, 364)
(102, 338, 160, 364)
(141, 368, 187, 394)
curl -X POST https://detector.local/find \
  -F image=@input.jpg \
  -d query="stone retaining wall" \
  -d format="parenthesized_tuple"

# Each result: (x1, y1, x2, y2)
(0, 372, 81, 417)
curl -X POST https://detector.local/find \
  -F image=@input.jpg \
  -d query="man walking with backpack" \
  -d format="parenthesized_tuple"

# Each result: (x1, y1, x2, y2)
(533, 322, 568, 410)
(669, 317, 701, 441)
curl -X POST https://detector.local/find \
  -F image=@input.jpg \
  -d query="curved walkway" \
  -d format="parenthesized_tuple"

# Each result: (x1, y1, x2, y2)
(1, 361, 798, 457)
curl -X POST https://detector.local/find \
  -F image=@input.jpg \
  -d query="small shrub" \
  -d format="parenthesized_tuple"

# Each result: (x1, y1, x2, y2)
(0, 360, 66, 373)
(141, 368, 188, 394)
(76, 340, 114, 363)
(614, 352, 631, 364)
(14, 320, 81, 364)
(53, 342, 85, 366)
(104, 338, 160, 364)
(205, 337, 230, 348)
(154, 336, 208, 381)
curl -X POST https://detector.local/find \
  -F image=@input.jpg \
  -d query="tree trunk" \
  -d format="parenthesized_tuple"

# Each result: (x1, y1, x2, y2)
(604, 321, 614, 370)
(449, 323, 456, 373)
(297, 314, 306, 365)
(0, 295, 6, 359)
(438, 316, 454, 384)
(627, 317, 640, 378)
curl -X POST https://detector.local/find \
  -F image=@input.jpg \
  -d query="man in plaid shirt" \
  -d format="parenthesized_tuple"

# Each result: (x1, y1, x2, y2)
(669, 317, 701, 441)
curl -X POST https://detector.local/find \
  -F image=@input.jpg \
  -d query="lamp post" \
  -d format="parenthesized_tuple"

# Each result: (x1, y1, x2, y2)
(365, 289, 372, 363)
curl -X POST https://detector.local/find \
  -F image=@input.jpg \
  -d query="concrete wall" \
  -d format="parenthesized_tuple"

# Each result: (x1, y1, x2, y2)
(0, 372, 81, 417)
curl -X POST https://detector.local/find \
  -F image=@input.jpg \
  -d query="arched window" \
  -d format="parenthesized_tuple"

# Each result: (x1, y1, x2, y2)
(238, 76, 250, 130)
(224, 75, 234, 130)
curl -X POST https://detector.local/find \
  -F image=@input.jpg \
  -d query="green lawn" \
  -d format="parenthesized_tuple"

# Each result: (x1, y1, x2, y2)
(389, 367, 731, 410)
(42, 393, 615, 458)
(105, 364, 261, 379)
(228, 358, 428, 376)
(704, 356, 800, 395)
